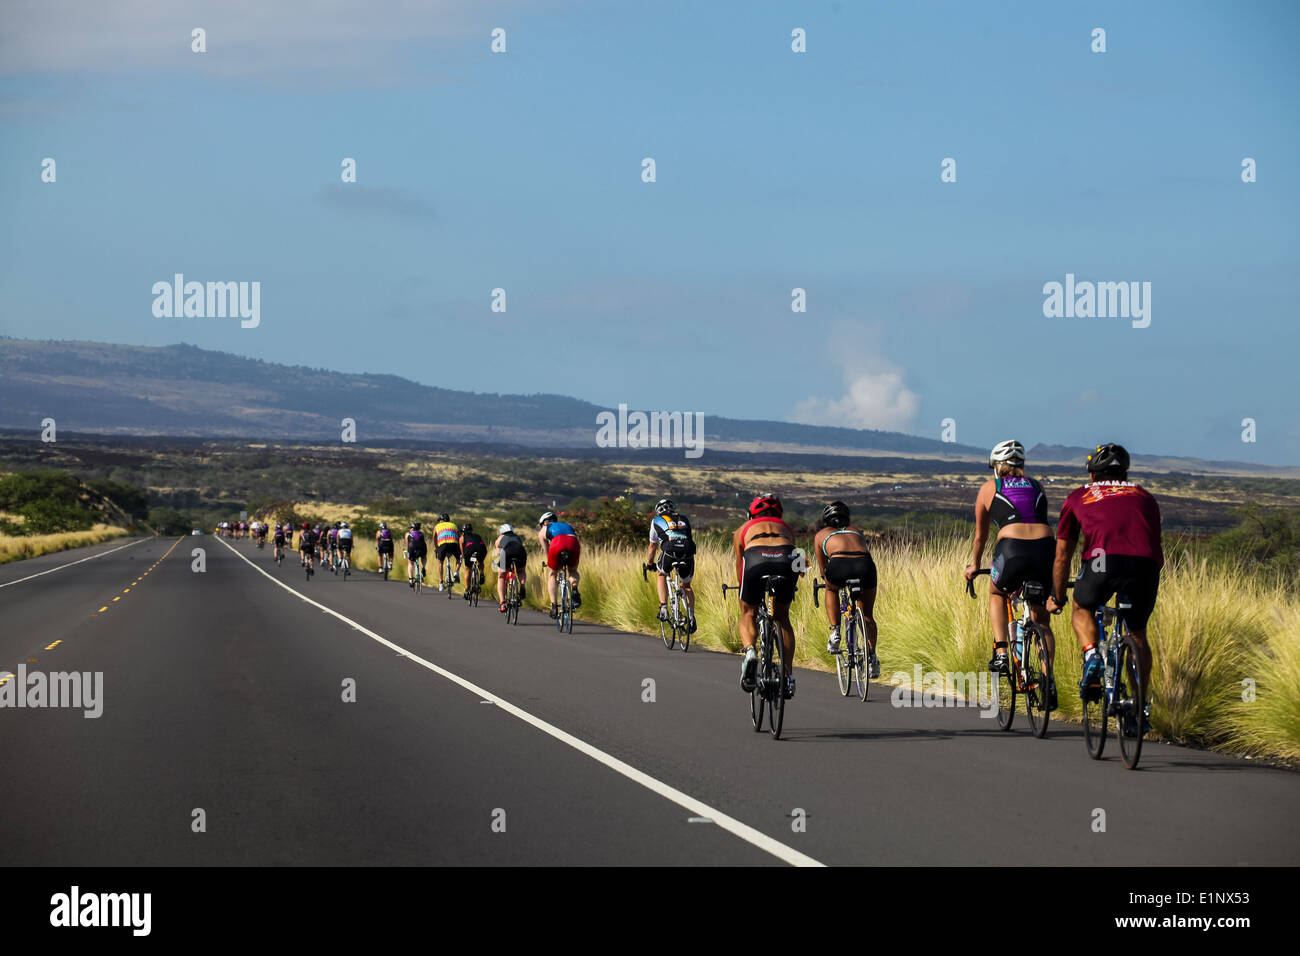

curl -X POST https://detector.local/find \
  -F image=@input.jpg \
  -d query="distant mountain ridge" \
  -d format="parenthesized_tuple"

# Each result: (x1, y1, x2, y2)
(1, 339, 1293, 476)
(0, 338, 982, 456)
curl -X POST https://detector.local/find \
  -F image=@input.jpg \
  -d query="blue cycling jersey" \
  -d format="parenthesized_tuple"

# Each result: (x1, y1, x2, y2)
(547, 521, 576, 538)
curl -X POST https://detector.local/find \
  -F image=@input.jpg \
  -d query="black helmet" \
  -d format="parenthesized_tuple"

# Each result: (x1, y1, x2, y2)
(412, 522, 422, 531)
(654, 498, 674, 516)
(1086, 443, 1130, 476)
(460, 523, 473, 534)
(438, 513, 449, 522)
(822, 500, 850, 527)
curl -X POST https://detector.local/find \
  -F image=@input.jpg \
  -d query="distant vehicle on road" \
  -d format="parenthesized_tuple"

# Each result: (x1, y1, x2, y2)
(191, 529, 204, 535)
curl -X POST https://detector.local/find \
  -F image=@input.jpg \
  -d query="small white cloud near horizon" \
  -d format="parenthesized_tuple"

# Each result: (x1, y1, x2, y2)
(790, 348, 921, 433)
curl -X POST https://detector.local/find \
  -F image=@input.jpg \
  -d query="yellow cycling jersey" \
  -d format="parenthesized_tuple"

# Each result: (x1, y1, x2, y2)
(434, 521, 459, 546)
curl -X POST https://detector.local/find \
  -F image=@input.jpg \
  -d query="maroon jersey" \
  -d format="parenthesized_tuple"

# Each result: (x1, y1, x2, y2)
(1057, 480, 1163, 567)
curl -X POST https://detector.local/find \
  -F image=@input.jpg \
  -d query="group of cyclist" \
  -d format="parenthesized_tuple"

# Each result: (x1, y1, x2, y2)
(264, 521, 355, 573)
(242, 439, 1162, 731)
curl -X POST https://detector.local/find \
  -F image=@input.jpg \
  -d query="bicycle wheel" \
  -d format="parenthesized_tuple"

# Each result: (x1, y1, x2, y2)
(564, 583, 574, 633)
(1082, 653, 1108, 760)
(769, 620, 786, 740)
(1116, 636, 1145, 770)
(852, 607, 870, 701)
(994, 664, 1016, 731)
(676, 588, 690, 653)
(835, 618, 852, 697)
(414, 560, 422, 595)
(750, 618, 766, 732)
(660, 587, 675, 649)
(1023, 623, 1051, 739)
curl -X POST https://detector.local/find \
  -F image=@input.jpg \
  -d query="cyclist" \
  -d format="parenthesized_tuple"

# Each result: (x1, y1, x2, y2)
(405, 522, 428, 588)
(299, 522, 317, 572)
(813, 500, 881, 678)
(376, 521, 395, 574)
(493, 523, 528, 612)
(537, 511, 581, 617)
(733, 494, 799, 699)
(433, 513, 461, 592)
(272, 521, 286, 559)
(327, 522, 340, 571)
(645, 498, 697, 633)
(458, 523, 487, 600)
(337, 521, 352, 567)
(964, 440, 1057, 705)
(313, 525, 325, 565)
(1047, 443, 1162, 731)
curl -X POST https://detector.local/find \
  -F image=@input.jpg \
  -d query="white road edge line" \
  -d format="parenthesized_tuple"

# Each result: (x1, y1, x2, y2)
(217, 537, 824, 868)
(0, 537, 149, 590)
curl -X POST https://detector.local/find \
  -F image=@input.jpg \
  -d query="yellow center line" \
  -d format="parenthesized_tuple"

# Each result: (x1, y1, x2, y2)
(45, 640, 62, 650)
(98, 606, 108, 612)
(112, 596, 120, 602)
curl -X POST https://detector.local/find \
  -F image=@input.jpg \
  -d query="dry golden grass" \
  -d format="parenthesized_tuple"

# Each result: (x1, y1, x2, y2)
(0, 524, 131, 564)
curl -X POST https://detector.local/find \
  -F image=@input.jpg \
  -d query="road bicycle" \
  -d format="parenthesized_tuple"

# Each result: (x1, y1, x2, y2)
(1080, 589, 1146, 770)
(812, 576, 873, 700)
(442, 557, 458, 599)
(407, 551, 424, 594)
(503, 562, 522, 625)
(722, 574, 793, 740)
(644, 559, 691, 651)
(302, 550, 314, 581)
(274, 540, 284, 565)
(967, 568, 1055, 737)
(339, 547, 351, 580)
(463, 557, 482, 606)
(552, 551, 575, 634)
(379, 549, 393, 581)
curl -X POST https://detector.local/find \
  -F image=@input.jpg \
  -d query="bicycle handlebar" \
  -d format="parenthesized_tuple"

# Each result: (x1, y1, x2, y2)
(812, 578, 825, 608)
(964, 568, 990, 599)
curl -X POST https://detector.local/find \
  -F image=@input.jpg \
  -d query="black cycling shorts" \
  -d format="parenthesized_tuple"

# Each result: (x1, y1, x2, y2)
(338, 539, 353, 553)
(377, 540, 394, 555)
(990, 537, 1055, 596)
(408, 545, 427, 560)
(740, 546, 796, 606)
(824, 553, 877, 594)
(1073, 555, 1160, 630)
(656, 549, 695, 583)
(436, 543, 460, 561)
(463, 543, 487, 566)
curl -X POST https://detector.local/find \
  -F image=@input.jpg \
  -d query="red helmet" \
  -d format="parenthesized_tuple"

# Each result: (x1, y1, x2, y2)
(748, 494, 783, 518)
(302, 522, 310, 530)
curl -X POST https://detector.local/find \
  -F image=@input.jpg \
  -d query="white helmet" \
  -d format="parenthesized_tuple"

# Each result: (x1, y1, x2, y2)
(988, 439, 1026, 468)
(499, 523, 513, 534)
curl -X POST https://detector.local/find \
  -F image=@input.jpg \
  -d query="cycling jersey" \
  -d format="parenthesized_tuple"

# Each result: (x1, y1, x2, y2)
(495, 533, 527, 572)
(990, 476, 1049, 528)
(1057, 480, 1163, 566)
(650, 513, 694, 556)
(543, 521, 576, 541)
(406, 530, 427, 555)
(434, 522, 459, 547)
(337, 528, 352, 550)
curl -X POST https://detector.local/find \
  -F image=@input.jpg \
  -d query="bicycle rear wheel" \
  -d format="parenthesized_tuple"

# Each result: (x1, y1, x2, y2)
(852, 607, 870, 700)
(660, 595, 675, 649)
(1116, 636, 1145, 769)
(1023, 623, 1050, 739)
(675, 583, 690, 652)
(769, 621, 786, 740)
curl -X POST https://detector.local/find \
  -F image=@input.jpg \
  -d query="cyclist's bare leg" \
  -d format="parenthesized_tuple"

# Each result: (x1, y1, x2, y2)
(497, 571, 507, 603)
(1129, 627, 1152, 691)
(855, 587, 878, 653)
(1029, 604, 1056, 665)
(656, 572, 668, 604)
(682, 582, 695, 613)
(989, 585, 1010, 649)
(1072, 603, 1099, 651)
(737, 601, 758, 650)
(826, 586, 840, 627)
(774, 601, 796, 674)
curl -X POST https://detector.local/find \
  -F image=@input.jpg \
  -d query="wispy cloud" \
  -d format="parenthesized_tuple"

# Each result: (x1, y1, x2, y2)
(317, 184, 437, 222)
(0, 0, 548, 84)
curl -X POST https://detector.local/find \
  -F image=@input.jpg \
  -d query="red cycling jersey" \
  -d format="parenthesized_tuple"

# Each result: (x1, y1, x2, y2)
(1057, 480, 1163, 567)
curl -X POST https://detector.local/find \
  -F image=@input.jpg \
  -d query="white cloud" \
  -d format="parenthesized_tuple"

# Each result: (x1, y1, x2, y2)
(789, 327, 920, 432)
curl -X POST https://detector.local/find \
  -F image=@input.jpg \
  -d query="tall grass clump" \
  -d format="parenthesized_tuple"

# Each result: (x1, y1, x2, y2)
(0, 524, 130, 564)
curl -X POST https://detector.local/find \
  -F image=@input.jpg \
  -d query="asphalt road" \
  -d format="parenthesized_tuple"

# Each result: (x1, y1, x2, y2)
(1, 535, 1296, 866)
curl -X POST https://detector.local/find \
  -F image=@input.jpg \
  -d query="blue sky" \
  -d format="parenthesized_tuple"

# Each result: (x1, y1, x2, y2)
(1, 0, 1297, 464)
